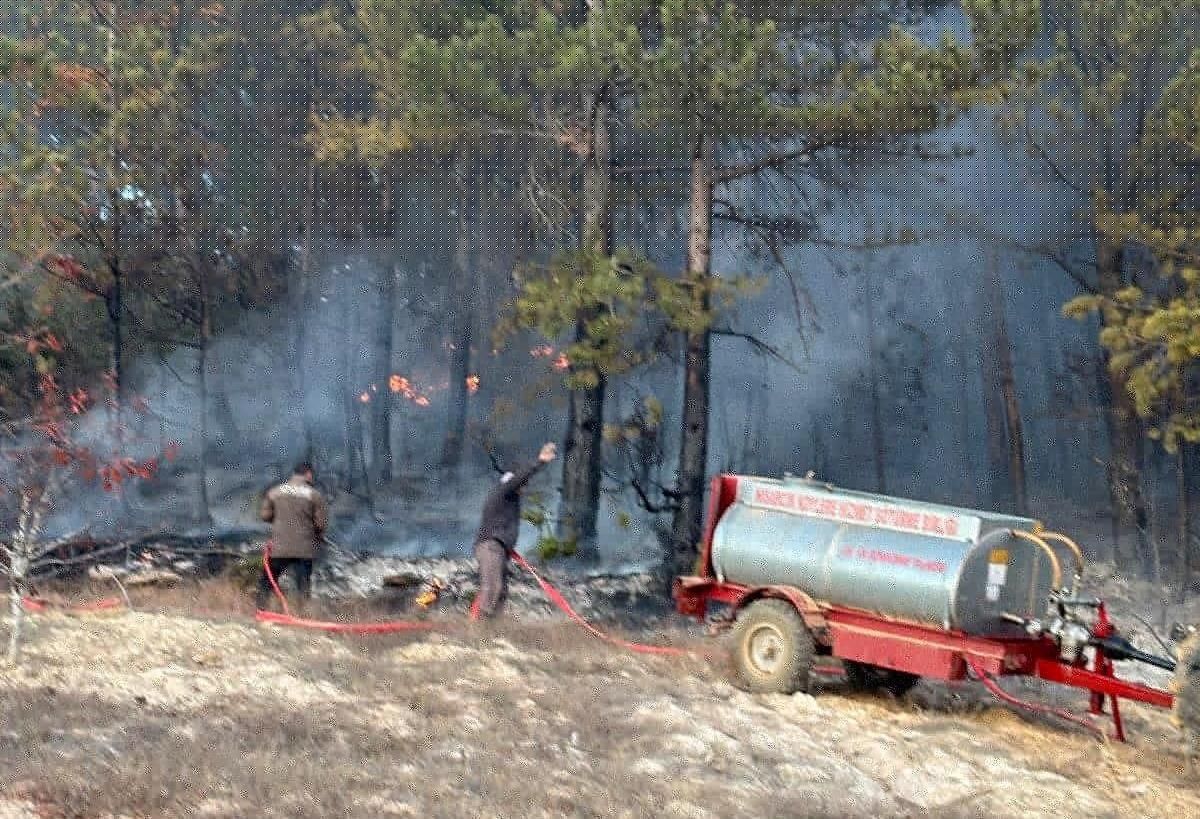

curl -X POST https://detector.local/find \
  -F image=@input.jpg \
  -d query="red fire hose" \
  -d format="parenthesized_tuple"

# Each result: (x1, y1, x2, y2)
(256, 541, 710, 657)
(508, 551, 710, 658)
(20, 596, 123, 613)
(255, 540, 447, 634)
(966, 655, 1105, 738)
(18, 543, 778, 667)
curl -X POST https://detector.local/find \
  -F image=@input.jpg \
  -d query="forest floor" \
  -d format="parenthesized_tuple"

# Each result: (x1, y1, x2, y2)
(0, 563, 1198, 819)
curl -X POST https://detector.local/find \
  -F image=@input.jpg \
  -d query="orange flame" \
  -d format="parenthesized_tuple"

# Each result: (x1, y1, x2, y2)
(531, 345, 570, 370)
(359, 392, 371, 404)
(466, 375, 480, 394)
(388, 374, 434, 407)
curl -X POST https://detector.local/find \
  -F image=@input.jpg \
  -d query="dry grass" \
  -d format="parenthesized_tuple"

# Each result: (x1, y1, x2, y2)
(0, 686, 410, 818)
(0, 617, 749, 819)
(2, 575, 1199, 818)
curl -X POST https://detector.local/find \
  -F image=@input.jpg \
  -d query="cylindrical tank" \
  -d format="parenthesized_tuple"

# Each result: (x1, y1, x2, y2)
(710, 476, 1059, 636)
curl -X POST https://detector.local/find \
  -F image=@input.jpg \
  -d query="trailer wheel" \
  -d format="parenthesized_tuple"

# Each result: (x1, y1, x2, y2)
(1172, 631, 1200, 751)
(731, 599, 815, 694)
(843, 660, 920, 698)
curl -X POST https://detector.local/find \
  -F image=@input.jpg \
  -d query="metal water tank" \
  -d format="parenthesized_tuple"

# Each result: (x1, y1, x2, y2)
(710, 476, 1060, 636)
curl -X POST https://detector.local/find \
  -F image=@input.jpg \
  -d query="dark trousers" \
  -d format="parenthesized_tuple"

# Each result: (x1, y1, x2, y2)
(474, 539, 509, 619)
(255, 557, 313, 610)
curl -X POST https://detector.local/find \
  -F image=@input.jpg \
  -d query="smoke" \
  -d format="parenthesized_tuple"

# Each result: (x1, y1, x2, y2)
(13, 3, 1137, 570)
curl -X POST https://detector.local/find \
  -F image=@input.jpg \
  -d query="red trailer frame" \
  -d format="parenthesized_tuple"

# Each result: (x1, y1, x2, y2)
(673, 475, 1175, 741)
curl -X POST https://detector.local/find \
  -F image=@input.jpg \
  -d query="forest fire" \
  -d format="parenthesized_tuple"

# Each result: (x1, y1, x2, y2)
(530, 346, 571, 371)
(358, 373, 479, 407)
(388, 375, 432, 407)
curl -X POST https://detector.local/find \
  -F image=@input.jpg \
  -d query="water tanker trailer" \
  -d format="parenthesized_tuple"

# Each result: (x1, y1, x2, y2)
(674, 473, 1200, 742)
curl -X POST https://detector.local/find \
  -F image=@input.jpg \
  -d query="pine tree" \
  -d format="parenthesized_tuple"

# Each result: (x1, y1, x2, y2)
(627, 0, 1007, 576)
(986, 0, 1198, 574)
(338, 0, 646, 555)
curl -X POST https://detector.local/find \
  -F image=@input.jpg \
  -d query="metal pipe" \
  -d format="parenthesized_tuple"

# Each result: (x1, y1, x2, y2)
(1013, 530, 1063, 592)
(1038, 531, 1086, 591)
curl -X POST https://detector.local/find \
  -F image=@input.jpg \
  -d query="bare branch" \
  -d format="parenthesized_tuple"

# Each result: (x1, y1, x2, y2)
(611, 165, 690, 176)
(1024, 120, 1086, 196)
(715, 146, 819, 185)
(472, 432, 507, 476)
(29, 541, 135, 575)
(31, 529, 94, 561)
(711, 327, 805, 374)
(628, 475, 674, 514)
(973, 230, 1100, 295)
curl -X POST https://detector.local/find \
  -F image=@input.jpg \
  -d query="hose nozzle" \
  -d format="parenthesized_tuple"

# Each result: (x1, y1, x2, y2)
(1091, 634, 1177, 672)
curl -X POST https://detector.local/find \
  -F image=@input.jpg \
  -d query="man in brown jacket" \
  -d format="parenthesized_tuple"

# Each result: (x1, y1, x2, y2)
(256, 461, 328, 610)
(473, 442, 557, 620)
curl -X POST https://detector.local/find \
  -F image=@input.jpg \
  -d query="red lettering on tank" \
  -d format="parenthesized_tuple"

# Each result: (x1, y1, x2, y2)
(748, 483, 970, 542)
(923, 514, 948, 535)
(843, 547, 946, 574)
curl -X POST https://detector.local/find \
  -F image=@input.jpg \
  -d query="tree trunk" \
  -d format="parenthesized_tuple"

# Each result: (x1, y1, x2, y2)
(669, 133, 714, 577)
(560, 370, 605, 554)
(863, 264, 888, 494)
(990, 253, 1027, 515)
(1096, 236, 1153, 576)
(979, 249, 1027, 514)
(340, 262, 366, 495)
(294, 157, 317, 461)
(1179, 445, 1193, 603)
(106, 244, 124, 414)
(442, 152, 475, 470)
(5, 559, 26, 665)
(558, 49, 611, 560)
(369, 150, 397, 486)
(371, 262, 396, 485)
(102, 6, 122, 418)
(5, 491, 37, 665)
(195, 273, 213, 525)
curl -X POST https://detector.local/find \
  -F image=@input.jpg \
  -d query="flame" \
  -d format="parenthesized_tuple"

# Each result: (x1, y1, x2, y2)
(531, 345, 570, 371)
(359, 392, 371, 404)
(388, 374, 434, 407)
(466, 375, 480, 394)
(415, 577, 444, 608)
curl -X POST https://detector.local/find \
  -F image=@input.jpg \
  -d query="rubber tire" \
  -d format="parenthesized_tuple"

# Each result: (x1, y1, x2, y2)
(843, 660, 920, 698)
(730, 598, 815, 694)
(1173, 631, 1200, 744)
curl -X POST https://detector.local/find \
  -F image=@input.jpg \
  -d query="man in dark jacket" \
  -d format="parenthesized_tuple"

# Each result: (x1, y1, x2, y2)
(256, 461, 328, 610)
(473, 442, 557, 619)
